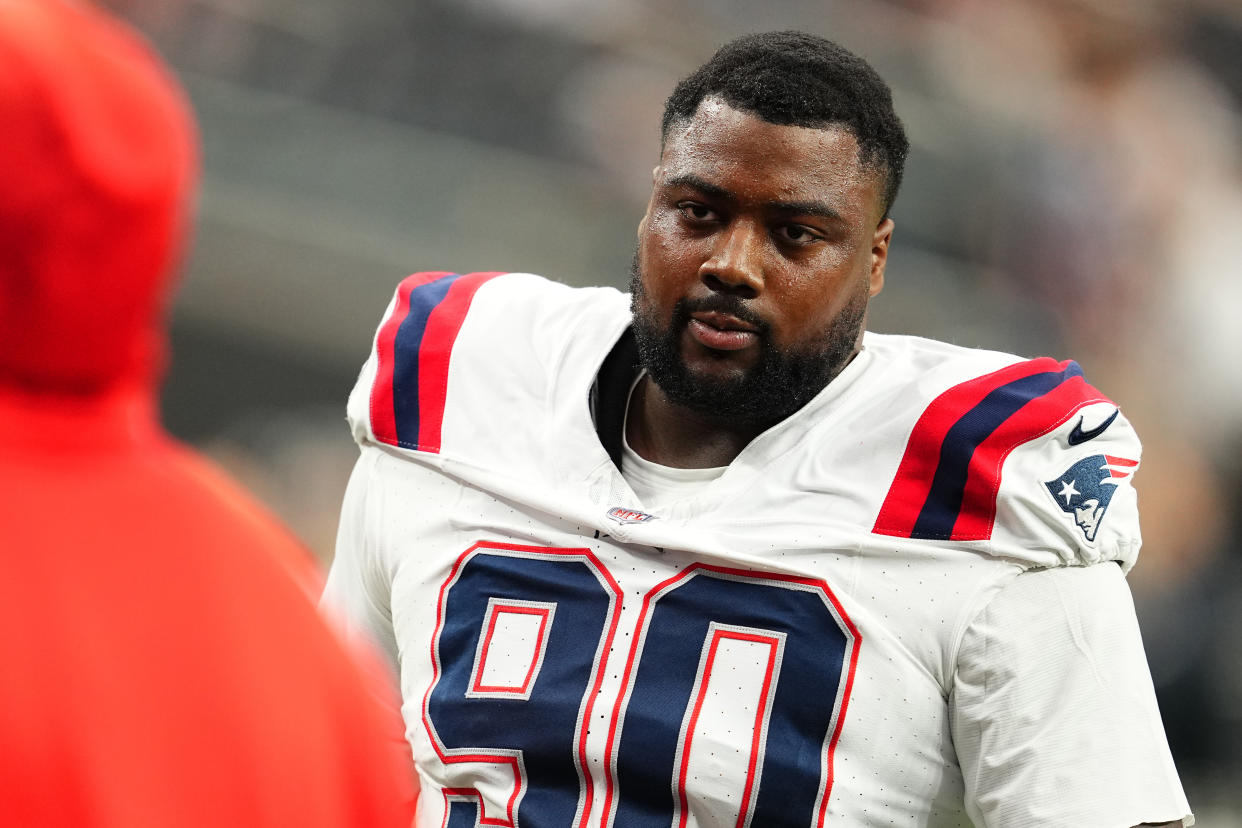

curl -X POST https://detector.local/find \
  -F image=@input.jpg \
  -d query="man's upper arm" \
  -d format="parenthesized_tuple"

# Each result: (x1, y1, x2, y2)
(950, 562, 1193, 827)
(322, 447, 401, 670)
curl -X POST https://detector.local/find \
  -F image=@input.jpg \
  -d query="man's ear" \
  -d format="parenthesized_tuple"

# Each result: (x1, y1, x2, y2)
(637, 166, 660, 239)
(869, 218, 894, 297)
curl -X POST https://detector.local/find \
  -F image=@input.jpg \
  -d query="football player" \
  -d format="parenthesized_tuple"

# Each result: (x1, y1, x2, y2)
(325, 31, 1191, 827)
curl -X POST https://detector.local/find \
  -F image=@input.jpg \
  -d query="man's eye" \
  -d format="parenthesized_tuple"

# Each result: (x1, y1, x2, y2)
(776, 225, 819, 244)
(678, 203, 715, 222)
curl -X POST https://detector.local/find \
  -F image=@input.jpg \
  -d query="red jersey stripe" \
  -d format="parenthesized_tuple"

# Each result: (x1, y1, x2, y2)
(369, 271, 453, 446)
(951, 376, 1110, 540)
(415, 272, 505, 453)
(873, 358, 1068, 537)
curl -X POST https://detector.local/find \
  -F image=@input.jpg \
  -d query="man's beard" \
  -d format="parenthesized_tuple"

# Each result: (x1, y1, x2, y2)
(629, 255, 867, 432)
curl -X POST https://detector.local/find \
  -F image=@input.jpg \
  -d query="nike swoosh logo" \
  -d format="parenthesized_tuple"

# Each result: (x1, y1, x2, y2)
(1068, 408, 1119, 445)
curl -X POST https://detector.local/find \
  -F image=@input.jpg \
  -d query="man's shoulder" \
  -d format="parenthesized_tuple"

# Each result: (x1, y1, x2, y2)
(855, 332, 1143, 571)
(346, 270, 629, 457)
(861, 331, 1035, 385)
(364, 270, 626, 334)
(859, 331, 1112, 419)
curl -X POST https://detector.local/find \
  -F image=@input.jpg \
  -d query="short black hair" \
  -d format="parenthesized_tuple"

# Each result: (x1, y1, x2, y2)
(661, 31, 908, 218)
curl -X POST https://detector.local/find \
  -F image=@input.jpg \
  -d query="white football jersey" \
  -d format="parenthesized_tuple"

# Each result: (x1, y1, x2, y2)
(325, 271, 1192, 828)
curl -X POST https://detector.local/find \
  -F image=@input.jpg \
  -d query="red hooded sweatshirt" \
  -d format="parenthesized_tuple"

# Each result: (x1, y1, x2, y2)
(0, 2, 416, 825)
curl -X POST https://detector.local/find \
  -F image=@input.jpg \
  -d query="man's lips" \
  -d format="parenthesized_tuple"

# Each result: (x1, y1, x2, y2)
(687, 311, 759, 351)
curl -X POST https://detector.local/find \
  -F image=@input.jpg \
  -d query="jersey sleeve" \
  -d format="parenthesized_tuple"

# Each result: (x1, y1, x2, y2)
(950, 563, 1192, 827)
(322, 445, 401, 671)
(345, 270, 631, 486)
(872, 355, 1144, 572)
(346, 271, 506, 455)
(986, 401, 1144, 572)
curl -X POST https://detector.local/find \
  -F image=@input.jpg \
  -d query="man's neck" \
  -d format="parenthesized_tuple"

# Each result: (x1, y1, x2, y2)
(624, 375, 763, 469)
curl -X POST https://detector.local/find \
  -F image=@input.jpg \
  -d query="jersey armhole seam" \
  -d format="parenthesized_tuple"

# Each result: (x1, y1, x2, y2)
(944, 563, 1025, 694)
(360, 446, 396, 623)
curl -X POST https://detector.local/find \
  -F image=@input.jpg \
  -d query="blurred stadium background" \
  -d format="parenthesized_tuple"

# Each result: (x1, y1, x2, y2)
(104, 0, 1241, 819)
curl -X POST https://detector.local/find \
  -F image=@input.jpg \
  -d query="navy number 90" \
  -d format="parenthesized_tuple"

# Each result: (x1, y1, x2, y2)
(424, 542, 859, 828)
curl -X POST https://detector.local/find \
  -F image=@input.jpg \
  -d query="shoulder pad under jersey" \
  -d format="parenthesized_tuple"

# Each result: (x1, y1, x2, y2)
(869, 349, 1142, 571)
(347, 271, 629, 464)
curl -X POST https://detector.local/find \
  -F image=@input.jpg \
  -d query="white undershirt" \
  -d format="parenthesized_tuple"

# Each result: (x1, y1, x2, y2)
(620, 374, 727, 512)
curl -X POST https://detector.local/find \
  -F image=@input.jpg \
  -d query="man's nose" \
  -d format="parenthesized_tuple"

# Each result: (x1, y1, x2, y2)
(699, 220, 763, 298)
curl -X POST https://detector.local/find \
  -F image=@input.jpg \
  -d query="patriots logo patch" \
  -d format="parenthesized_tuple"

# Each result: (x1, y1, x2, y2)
(1044, 454, 1138, 541)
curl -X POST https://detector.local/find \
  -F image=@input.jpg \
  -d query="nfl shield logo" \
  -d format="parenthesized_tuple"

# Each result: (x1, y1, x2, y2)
(1044, 454, 1138, 541)
(606, 506, 656, 525)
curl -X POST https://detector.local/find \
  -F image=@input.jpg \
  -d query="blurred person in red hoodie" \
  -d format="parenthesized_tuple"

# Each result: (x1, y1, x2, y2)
(0, 1, 417, 825)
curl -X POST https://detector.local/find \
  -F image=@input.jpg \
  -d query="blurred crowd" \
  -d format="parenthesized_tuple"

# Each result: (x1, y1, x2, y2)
(105, 0, 1242, 818)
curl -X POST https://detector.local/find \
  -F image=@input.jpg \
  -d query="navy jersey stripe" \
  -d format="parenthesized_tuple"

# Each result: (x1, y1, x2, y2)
(390, 273, 461, 446)
(909, 363, 1083, 540)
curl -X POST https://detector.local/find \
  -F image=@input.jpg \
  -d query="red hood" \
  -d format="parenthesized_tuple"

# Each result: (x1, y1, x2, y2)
(0, 0, 197, 395)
